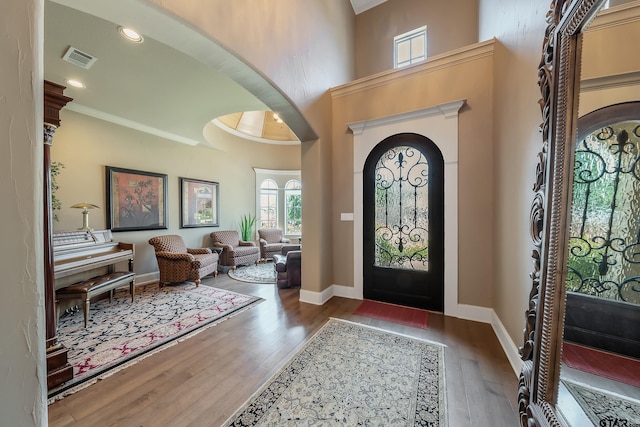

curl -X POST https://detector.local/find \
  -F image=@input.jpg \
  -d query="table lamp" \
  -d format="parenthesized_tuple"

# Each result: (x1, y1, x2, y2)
(70, 203, 100, 231)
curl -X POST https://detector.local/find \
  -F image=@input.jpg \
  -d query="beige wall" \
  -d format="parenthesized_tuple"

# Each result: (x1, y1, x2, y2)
(331, 45, 495, 308)
(51, 111, 300, 277)
(479, 0, 548, 345)
(0, 0, 562, 423)
(355, 0, 479, 78)
(0, 0, 48, 425)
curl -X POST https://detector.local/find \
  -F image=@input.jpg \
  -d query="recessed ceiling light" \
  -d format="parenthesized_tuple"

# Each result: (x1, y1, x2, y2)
(66, 79, 85, 89)
(118, 26, 144, 43)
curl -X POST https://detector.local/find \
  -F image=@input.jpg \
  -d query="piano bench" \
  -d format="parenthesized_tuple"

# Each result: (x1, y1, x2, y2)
(56, 271, 136, 328)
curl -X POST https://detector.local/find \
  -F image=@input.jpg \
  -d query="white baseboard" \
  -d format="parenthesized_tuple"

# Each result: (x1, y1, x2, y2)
(299, 286, 522, 377)
(491, 311, 524, 377)
(447, 304, 523, 377)
(299, 286, 334, 305)
(457, 303, 493, 323)
(135, 272, 158, 286)
(443, 303, 523, 377)
(332, 284, 361, 299)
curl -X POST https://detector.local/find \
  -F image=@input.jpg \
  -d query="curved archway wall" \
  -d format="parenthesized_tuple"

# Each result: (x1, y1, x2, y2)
(50, 0, 320, 141)
(51, 0, 357, 296)
(347, 101, 464, 316)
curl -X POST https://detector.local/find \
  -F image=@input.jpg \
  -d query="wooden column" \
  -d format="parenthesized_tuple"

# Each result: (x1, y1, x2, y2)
(44, 80, 74, 389)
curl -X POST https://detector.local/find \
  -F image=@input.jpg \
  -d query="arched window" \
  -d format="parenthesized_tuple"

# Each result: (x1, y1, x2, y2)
(285, 179, 302, 234)
(259, 179, 278, 228)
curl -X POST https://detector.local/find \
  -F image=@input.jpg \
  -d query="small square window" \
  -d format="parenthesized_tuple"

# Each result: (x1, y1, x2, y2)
(394, 26, 427, 69)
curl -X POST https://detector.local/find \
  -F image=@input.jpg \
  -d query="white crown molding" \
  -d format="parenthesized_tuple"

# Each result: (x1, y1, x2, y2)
(581, 70, 640, 91)
(331, 39, 495, 99)
(585, 0, 640, 32)
(347, 99, 466, 135)
(66, 103, 201, 146)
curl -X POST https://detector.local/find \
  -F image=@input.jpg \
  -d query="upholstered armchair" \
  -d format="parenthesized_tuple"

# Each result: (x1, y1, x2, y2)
(210, 230, 260, 270)
(258, 228, 291, 261)
(273, 250, 301, 289)
(148, 235, 218, 287)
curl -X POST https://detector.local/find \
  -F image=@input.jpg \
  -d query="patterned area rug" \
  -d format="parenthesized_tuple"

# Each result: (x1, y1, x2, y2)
(562, 379, 640, 425)
(222, 318, 446, 426)
(227, 262, 276, 283)
(49, 282, 261, 402)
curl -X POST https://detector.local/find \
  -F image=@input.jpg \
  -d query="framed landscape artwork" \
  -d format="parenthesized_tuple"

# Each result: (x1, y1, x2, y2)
(179, 177, 220, 228)
(106, 166, 168, 231)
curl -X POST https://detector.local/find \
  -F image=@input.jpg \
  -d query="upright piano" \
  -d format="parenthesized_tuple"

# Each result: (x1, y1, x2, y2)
(53, 229, 134, 290)
(48, 229, 134, 390)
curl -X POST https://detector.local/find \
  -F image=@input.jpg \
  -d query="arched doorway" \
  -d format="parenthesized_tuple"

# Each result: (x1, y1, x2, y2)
(564, 101, 640, 357)
(363, 133, 444, 311)
(349, 100, 464, 316)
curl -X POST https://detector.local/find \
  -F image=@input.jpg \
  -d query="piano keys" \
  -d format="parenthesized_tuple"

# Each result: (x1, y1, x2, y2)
(53, 229, 134, 290)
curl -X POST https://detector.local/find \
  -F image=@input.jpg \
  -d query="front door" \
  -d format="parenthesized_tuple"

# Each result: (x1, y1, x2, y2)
(363, 133, 444, 311)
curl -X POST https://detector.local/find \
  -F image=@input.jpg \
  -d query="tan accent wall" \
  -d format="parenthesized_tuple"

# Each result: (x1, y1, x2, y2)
(579, 7, 640, 116)
(478, 0, 549, 347)
(51, 111, 300, 277)
(355, 0, 479, 78)
(331, 42, 495, 307)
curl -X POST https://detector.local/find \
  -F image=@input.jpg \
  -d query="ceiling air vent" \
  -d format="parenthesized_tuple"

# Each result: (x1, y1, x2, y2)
(62, 46, 97, 70)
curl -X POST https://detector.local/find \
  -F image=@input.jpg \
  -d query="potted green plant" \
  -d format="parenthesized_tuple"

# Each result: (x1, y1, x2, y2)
(239, 213, 257, 241)
(51, 161, 64, 222)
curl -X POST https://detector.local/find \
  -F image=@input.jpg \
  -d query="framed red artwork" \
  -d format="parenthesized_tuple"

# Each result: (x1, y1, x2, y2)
(106, 166, 168, 231)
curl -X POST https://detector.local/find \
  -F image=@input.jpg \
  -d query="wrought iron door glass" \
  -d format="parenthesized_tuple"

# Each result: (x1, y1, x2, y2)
(567, 120, 640, 304)
(373, 145, 429, 271)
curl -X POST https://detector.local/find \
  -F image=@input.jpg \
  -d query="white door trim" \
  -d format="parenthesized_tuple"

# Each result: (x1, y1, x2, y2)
(348, 99, 465, 316)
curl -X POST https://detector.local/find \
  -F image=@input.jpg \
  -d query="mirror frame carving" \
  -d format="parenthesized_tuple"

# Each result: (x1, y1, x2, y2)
(518, 0, 607, 425)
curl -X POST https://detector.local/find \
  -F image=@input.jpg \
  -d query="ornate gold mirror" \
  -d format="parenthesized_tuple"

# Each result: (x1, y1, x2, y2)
(518, 0, 640, 425)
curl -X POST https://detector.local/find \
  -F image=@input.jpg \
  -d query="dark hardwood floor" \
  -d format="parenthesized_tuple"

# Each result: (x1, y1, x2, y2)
(47, 273, 520, 426)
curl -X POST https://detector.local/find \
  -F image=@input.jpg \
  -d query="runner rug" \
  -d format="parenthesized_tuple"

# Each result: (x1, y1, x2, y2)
(353, 299, 430, 329)
(227, 262, 276, 284)
(222, 318, 446, 426)
(562, 379, 640, 426)
(48, 281, 261, 402)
